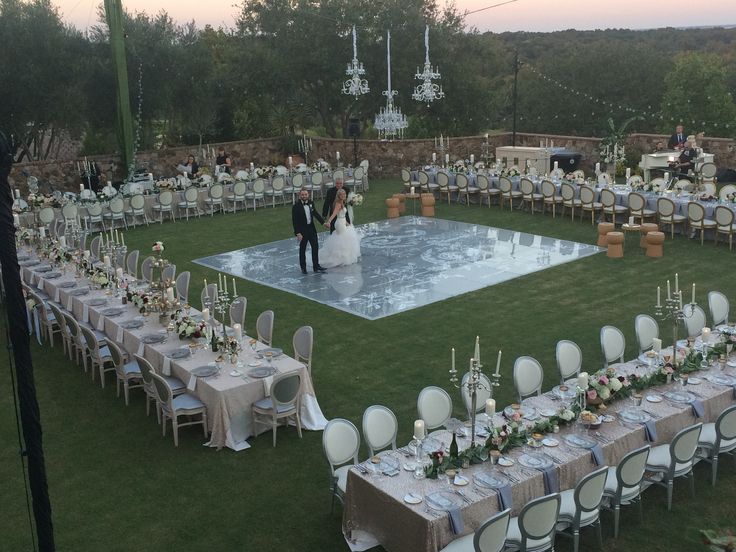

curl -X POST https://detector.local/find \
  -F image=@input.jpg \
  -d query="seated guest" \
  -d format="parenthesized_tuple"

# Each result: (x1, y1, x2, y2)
(669, 139, 697, 176)
(215, 147, 232, 174)
(179, 154, 199, 178)
(654, 141, 666, 152)
(667, 124, 687, 150)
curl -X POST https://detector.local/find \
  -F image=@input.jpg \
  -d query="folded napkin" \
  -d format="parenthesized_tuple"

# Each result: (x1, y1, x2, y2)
(54, 288, 60, 302)
(643, 420, 658, 442)
(691, 400, 705, 418)
(497, 485, 513, 510)
(187, 374, 197, 391)
(67, 297, 73, 311)
(116, 327, 124, 343)
(96, 316, 105, 331)
(162, 357, 171, 376)
(448, 508, 464, 535)
(590, 444, 605, 466)
(38, 277, 45, 290)
(263, 375, 274, 397)
(137, 342, 145, 357)
(540, 466, 559, 493)
(83, 304, 89, 323)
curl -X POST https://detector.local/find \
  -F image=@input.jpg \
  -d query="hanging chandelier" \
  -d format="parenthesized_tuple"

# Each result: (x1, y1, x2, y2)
(342, 26, 369, 99)
(412, 25, 444, 105)
(374, 31, 408, 140)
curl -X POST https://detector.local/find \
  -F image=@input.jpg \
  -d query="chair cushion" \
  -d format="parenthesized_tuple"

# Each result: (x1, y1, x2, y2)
(646, 444, 693, 475)
(438, 533, 474, 552)
(603, 466, 639, 502)
(558, 488, 599, 526)
(172, 392, 205, 411)
(253, 396, 296, 413)
(506, 517, 552, 550)
(98, 345, 112, 359)
(699, 422, 736, 452)
(123, 361, 141, 376)
(164, 376, 186, 391)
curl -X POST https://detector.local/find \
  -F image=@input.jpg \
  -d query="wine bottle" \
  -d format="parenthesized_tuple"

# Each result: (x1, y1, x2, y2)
(449, 431, 458, 460)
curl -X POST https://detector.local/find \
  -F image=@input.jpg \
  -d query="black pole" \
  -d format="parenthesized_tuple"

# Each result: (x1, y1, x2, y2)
(0, 131, 56, 551)
(353, 135, 358, 169)
(512, 50, 519, 147)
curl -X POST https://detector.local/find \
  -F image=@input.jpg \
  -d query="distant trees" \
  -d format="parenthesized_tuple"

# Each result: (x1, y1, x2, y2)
(1, 0, 736, 162)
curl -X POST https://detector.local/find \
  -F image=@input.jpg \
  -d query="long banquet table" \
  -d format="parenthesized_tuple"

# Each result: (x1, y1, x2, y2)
(343, 347, 736, 552)
(20, 252, 327, 451)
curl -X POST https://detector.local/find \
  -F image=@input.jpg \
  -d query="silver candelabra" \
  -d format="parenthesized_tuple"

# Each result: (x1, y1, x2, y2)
(653, 275, 697, 368)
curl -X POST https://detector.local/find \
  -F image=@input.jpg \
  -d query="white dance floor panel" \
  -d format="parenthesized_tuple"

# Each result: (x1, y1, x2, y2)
(194, 217, 603, 320)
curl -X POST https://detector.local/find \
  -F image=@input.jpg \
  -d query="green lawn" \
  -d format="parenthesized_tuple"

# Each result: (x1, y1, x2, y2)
(2, 179, 736, 551)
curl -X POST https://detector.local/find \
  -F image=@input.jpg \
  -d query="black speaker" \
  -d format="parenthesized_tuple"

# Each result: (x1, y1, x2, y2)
(348, 119, 361, 138)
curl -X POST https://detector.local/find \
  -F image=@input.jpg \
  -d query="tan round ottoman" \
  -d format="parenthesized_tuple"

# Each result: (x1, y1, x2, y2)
(646, 231, 665, 257)
(421, 194, 436, 217)
(606, 231, 624, 258)
(385, 197, 400, 219)
(597, 222, 615, 247)
(639, 223, 659, 249)
(392, 193, 407, 214)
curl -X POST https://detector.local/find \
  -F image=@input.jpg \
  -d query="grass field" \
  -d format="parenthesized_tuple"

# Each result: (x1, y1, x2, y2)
(2, 178, 736, 551)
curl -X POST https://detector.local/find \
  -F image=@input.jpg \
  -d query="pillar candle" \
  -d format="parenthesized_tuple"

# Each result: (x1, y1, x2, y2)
(288, 156, 293, 166)
(470, 154, 475, 165)
(577, 372, 589, 390)
(116, 267, 124, 279)
(80, 183, 85, 192)
(218, 273, 223, 289)
(203, 279, 208, 299)
(702, 327, 711, 343)
(121, 233, 125, 247)
(692, 283, 695, 304)
(166, 287, 175, 302)
(495, 350, 502, 376)
(250, 162, 254, 171)
(595, 162, 600, 173)
(445, 153, 449, 164)
(202, 308, 210, 321)
(232, 278, 237, 297)
(657, 286, 661, 307)
(223, 275, 228, 294)
(13, 214, 20, 226)
(652, 338, 662, 352)
(103, 255, 111, 267)
(664, 171, 670, 182)
(667, 280, 671, 300)
(554, 161, 559, 170)
(628, 216, 634, 226)
(550, 140, 554, 147)
(233, 323, 242, 342)
(485, 399, 496, 417)
(474, 336, 480, 363)
(432, 152, 436, 163)
(413, 419, 426, 440)
(336, 151, 340, 161)
(451, 347, 455, 372)
(84, 250, 90, 259)
(14, 189, 20, 198)
(59, 236, 66, 248)
(626, 167, 631, 179)
(675, 273, 679, 293)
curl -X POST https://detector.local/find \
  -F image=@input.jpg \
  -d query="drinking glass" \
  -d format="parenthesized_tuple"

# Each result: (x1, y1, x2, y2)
(700, 345, 710, 370)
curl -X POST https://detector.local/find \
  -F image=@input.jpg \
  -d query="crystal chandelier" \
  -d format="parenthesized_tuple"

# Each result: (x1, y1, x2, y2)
(374, 31, 408, 140)
(342, 26, 369, 99)
(412, 25, 444, 105)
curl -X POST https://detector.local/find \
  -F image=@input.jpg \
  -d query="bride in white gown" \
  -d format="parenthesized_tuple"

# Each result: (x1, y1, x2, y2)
(320, 188, 361, 268)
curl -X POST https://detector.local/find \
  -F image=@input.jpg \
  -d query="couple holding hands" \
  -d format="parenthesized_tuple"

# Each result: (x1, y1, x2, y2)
(291, 182, 361, 274)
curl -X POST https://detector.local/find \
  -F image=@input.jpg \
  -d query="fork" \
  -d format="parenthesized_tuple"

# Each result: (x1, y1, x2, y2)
(455, 489, 471, 504)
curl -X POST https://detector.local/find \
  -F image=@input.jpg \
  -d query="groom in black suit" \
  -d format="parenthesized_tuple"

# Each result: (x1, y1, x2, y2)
(322, 179, 350, 234)
(292, 189, 328, 274)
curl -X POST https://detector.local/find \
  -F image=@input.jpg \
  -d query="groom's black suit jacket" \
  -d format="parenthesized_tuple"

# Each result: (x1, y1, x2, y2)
(292, 200, 325, 236)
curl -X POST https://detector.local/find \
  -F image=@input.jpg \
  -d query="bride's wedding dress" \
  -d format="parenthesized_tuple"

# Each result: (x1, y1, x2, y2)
(320, 208, 361, 268)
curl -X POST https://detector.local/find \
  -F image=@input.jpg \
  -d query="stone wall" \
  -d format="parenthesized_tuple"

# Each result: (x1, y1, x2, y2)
(9, 132, 736, 194)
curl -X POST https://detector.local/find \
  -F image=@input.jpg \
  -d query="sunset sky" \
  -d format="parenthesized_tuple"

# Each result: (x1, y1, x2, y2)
(54, 0, 735, 32)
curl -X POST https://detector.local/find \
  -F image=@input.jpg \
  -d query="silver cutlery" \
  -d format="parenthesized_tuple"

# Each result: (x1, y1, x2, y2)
(594, 431, 611, 443)
(642, 409, 661, 419)
(454, 489, 471, 504)
(543, 452, 562, 464)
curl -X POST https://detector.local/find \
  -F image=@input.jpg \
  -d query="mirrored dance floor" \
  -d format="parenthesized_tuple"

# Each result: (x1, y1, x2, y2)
(194, 217, 603, 320)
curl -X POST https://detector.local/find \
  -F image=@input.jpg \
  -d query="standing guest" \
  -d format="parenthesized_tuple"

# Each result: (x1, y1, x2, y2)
(292, 189, 328, 274)
(215, 146, 232, 174)
(667, 124, 687, 150)
(179, 154, 199, 178)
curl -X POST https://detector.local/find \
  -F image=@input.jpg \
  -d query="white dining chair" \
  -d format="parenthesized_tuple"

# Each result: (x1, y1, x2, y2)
(79, 324, 113, 386)
(684, 304, 707, 338)
(85, 202, 106, 232)
(126, 249, 139, 280)
(634, 314, 659, 353)
(460, 372, 492, 418)
(150, 371, 208, 447)
(687, 201, 716, 245)
(246, 178, 266, 209)
(601, 445, 650, 538)
(477, 174, 500, 207)
(204, 183, 225, 216)
(323, 418, 360, 512)
(106, 339, 143, 406)
(177, 186, 200, 220)
(657, 197, 686, 239)
(161, 264, 176, 285)
(175, 271, 190, 303)
(645, 422, 703, 510)
(265, 175, 286, 207)
(256, 310, 274, 346)
(708, 291, 729, 326)
(499, 176, 521, 211)
(401, 168, 419, 193)
(362, 405, 398, 456)
(600, 325, 625, 367)
(579, 185, 602, 225)
(292, 325, 313, 373)
(556, 466, 608, 552)
(252, 372, 302, 447)
(141, 255, 155, 283)
(227, 180, 248, 212)
(600, 188, 626, 225)
(513, 356, 544, 401)
(201, 283, 218, 311)
(714, 206, 736, 250)
(504, 493, 560, 552)
(520, 177, 542, 214)
(438, 508, 510, 552)
(124, 193, 150, 227)
(555, 340, 582, 383)
(541, 179, 563, 218)
(417, 386, 452, 430)
(230, 296, 247, 329)
(560, 181, 581, 220)
(152, 189, 176, 223)
(697, 404, 736, 486)
(90, 235, 102, 259)
(627, 191, 656, 224)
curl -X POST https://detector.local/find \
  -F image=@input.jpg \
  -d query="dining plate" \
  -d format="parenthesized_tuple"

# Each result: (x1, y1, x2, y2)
(167, 348, 190, 359)
(540, 408, 557, 418)
(663, 390, 697, 404)
(35, 265, 52, 273)
(518, 453, 553, 469)
(638, 351, 660, 364)
(563, 434, 598, 449)
(552, 385, 577, 400)
(403, 493, 422, 504)
(503, 404, 538, 421)
(87, 298, 107, 306)
(452, 475, 469, 486)
(474, 471, 510, 489)
(259, 347, 283, 357)
(377, 454, 400, 475)
(229, 370, 243, 377)
(420, 437, 443, 454)
(192, 365, 219, 377)
(618, 407, 652, 424)
(646, 395, 662, 403)
(542, 438, 559, 447)
(58, 281, 77, 288)
(497, 457, 514, 467)
(247, 360, 262, 367)
(45, 272, 62, 279)
(426, 491, 464, 512)
(140, 333, 167, 344)
(705, 373, 736, 386)
(120, 319, 145, 330)
(101, 307, 124, 317)
(23, 260, 41, 266)
(403, 462, 417, 472)
(69, 288, 89, 296)
(687, 377, 702, 385)
(248, 366, 277, 378)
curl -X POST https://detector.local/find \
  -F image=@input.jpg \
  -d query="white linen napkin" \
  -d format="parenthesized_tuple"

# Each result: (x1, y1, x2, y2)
(96, 316, 105, 331)
(137, 342, 145, 357)
(54, 288, 60, 302)
(83, 304, 89, 323)
(37, 277, 45, 290)
(116, 327, 124, 342)
(263, 375, 274, 397)
(187, 374, 197, 391)
(67, 297, 73, 310)
(162, 357, 171, 376)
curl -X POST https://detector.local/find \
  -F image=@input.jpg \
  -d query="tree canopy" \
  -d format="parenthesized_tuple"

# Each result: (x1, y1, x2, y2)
(1, 0, 735, 161)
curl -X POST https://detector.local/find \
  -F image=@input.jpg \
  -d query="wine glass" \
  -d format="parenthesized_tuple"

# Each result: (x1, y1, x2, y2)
(249, 339, 258, 356)
(701, 345, 710, 370)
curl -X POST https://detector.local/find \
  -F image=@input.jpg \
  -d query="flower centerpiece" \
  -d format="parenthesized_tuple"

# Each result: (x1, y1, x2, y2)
(126, 289, 150, 313)
(89, 268, 111, 289)
(502, 166, 520, 178)
(176, 315, 207, 339)
(474, 161, 486, 170)
(583, 367, 631, 406)
(453, 160, 468, 173)
(152, 241, 164, 255)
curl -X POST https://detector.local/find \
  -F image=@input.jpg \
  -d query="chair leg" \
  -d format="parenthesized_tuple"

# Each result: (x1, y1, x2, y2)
(613, 504, 620, 538)
(689, 471, 695, 497)
(666, 479, 673, 511)
(573, 530, 579, 552)
(173, 418, 179, 446)
(712, 455, 718, 487)
(596, 520, 602, 549)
